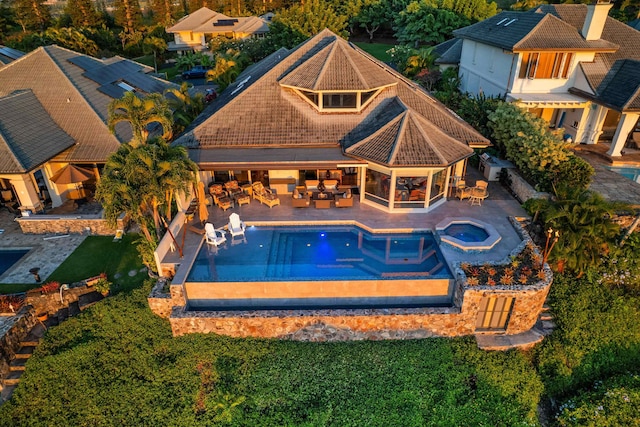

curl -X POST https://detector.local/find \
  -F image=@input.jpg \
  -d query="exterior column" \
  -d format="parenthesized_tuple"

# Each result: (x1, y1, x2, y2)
(12, 173, 42, 212)
(578, 103, 607, 145)
(607, 112, 639, 157)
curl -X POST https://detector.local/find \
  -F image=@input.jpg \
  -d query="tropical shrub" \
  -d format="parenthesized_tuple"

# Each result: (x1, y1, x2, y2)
(534, 274, 640, 398)
(555, 372, 640, 427)
(488, 103, 572, 187)
(599, 232, 640, 294)
(523, 186, 623, 276)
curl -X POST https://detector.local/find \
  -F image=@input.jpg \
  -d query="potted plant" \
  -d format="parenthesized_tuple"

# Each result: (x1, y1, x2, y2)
(94, 277, 112, 297)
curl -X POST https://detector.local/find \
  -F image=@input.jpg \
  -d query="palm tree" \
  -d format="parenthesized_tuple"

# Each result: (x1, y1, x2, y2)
(96, 138, 197, 240)
(205, 49, 249, 92)
(542, 186, 624, 276)
(108, 92, 173, 145)
(164, 82, 205, 133)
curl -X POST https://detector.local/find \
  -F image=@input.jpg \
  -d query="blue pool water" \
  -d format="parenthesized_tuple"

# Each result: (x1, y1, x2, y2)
(443, 224, 489, 243)
(187, 226, 451, 283)
(0, 249, 29, 276)
(606, 166, 640, 184)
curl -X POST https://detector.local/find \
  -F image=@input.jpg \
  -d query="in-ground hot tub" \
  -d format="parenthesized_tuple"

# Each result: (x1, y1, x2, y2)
(435, 217, 501, 251)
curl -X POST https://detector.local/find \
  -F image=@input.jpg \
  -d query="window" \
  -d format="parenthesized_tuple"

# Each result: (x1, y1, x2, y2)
(519, 52, 573, 79)
(476, 296, 514, 331)
(322, 93, 357, 109)
(300, 91, 318, 108)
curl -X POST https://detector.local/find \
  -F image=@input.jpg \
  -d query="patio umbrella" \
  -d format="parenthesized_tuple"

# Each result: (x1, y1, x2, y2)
(50, 164, 94, 185)
(197, 181, 209, 224)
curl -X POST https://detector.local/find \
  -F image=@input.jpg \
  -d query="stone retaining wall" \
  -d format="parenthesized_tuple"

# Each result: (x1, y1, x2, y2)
(25, 284, 97, 317)
(0, 307, 37, 391)
(17, 215, 125, 236)
(505, 169, 550, 202)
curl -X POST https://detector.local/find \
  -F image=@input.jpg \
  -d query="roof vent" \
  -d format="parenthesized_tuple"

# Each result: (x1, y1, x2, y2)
(504, 19, 517, 27)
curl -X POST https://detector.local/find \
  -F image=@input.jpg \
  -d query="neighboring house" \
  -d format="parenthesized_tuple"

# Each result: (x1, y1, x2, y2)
(166, 7, 270, 52)
(0, 45, 176, 214)
(173, 29, 489, 213)
(0, 46, 24, 66)
(436, 2, 640, 158)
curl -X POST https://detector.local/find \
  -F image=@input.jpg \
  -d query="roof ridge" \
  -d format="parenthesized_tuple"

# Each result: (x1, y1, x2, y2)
(345, 103, 406, 155)
(515, 14, 578, 49)
(0, 45, 44, 73)
(313, 41, 337, 90)
(388, 111, 408, 164)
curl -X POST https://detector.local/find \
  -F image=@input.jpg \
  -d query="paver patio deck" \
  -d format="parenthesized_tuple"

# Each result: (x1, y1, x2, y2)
(164, 168, 530, 280)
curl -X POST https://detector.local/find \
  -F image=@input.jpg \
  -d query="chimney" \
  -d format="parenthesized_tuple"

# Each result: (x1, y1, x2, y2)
(581, 1, 613, 41)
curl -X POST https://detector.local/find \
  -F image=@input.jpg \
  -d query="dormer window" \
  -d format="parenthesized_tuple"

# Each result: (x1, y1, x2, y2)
(295, 88, 381, 112)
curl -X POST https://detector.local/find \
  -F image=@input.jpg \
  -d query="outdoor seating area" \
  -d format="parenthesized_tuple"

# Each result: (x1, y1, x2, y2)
(456, 180, 489, 206)
(291, 188, 310, 208)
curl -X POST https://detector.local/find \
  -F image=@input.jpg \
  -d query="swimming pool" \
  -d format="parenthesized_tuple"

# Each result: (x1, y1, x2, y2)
(184, 226, 453, 310)
(0, 249, 29, 276)
(187, 226, 451, 282)
(606, 166, 640, 184)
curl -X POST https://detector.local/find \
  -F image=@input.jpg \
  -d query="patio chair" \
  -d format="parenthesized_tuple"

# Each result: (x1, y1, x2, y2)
(334, 189, 354, 207)
(209, 184, 233, 211)
(291, 188, 310, 208)
(470, 181, 489, 206)
(228, 213, 246, 238)
(455, 180, 471, 200)
(204, 223, 227, 247)
(252, 182, 281, 208)
(224, 180, 243, 197)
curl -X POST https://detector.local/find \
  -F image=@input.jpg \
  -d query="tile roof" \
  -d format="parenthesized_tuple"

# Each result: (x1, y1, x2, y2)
(167, 7, 268, 35)
(453, 11, 617, 52)
(345, 99, 473, 167)
(434, 38, 462, 65)
(0, 91, 75, 173)
(0, 45, 176, 166)
(173, 29, 486, 168)
(279, 40, 397, 91)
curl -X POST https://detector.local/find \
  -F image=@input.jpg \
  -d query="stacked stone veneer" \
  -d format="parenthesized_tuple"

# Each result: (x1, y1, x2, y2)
(505, 169, 550, 202)
(0, 307, 37, 391)
(148, 218, 552, 340)
(16, 215, 125, 236)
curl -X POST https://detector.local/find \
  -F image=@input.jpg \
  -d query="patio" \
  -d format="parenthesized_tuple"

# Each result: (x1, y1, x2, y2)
(161, 167, 529, 280)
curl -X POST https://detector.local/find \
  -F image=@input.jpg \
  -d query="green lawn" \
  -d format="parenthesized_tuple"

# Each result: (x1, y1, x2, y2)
(353, 42, 394, 63)
(46, 233, 144, 292)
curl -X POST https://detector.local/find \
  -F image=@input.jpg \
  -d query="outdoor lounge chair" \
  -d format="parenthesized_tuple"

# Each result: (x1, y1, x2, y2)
(251, 182, 280, 208)
(228, 213, 246, 238)
(209, 184, 233, 211)
(204, 223, 227, 247)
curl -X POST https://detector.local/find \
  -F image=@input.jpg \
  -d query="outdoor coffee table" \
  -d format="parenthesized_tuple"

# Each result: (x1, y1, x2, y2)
(312, 191, 333, 208)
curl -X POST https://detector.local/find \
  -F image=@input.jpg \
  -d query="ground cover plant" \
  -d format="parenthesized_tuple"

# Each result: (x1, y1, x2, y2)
(0, 281, 542, 426)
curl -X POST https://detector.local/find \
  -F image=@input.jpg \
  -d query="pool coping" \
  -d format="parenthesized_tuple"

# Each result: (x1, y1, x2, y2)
(435, 217, 501, 251)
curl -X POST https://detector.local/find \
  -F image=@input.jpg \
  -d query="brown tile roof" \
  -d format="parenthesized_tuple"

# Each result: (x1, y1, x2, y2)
(345, 100, 473, 167)
(515, 14, 617, 52)
(279, 39, 397, 91)
(174, 29, 487, 168)
(0, 90, 75, 173)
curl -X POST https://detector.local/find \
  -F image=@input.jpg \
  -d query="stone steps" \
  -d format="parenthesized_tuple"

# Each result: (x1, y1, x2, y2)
(9, 358, 27, 371)
(14, 345, 36, 359)
(476, 329, 544, 351)
(4, 371, 22, 386)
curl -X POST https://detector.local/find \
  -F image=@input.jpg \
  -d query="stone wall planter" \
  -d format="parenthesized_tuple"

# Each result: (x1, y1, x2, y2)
(505, 169, 550, 203)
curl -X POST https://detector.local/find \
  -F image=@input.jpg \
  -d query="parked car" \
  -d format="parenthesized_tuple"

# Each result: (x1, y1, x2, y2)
(182, 65, 209, 79)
